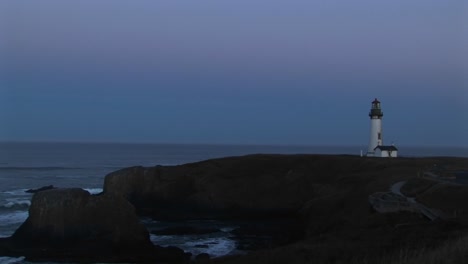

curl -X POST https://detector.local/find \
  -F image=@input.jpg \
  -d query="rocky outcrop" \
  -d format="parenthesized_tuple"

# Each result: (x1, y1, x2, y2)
(104, 155, 333, 219)
(103, 154, 431, 220)
(25, 185, 56, 193)
(13, 188, 148, 246)
(104, 165, 197, 219)
(0, 188, 190, 263)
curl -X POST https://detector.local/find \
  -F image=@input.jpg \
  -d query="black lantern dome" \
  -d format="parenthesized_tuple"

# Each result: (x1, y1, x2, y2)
(369, 98, 383, 118)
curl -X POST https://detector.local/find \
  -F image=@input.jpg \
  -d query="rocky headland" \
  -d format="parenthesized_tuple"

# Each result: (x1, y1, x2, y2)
(2, 154, 468, 263)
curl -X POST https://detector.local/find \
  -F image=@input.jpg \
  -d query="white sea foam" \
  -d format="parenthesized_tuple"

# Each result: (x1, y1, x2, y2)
(184, 237, 236, 257)
(84, 188, 103, 195)
(2, 189, 29, 196)
(0, 256, 25, 264)
(0, 211, 28, 226)
(151, 234, 236, 258)
(1, 199, 31, 209)
(220, 226, 237, 232)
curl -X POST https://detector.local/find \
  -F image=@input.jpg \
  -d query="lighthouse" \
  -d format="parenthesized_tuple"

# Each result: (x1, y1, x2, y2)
(367, 98, 383, 156)
(366, 98, 398, 157)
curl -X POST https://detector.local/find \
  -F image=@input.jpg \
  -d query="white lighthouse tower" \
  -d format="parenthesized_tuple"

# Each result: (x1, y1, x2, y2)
(367, 98, 383, 156)
(366, 98, 398, 157)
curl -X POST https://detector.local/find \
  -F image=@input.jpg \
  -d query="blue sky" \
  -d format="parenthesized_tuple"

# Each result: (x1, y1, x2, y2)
(0, 1, 467, 146)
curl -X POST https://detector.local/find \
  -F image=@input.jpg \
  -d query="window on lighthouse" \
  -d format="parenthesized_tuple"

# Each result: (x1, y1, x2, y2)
(378, 133, 381, 140)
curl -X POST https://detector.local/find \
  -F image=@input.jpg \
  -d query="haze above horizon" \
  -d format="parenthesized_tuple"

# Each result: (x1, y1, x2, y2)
(1, 1, 467, 146)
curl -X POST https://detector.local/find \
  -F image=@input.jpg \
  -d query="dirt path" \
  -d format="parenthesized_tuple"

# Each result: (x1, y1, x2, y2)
(390, 181, 406, 196)
(389, 180, 447, 221)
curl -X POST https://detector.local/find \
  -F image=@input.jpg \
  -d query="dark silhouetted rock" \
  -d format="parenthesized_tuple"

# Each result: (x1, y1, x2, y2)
(104, 155, 464, 221)
(195, 252, 210, 262)
(25, 185, 56, 193)
(0, 188, 190, 263)
(103, 156, 339, 219)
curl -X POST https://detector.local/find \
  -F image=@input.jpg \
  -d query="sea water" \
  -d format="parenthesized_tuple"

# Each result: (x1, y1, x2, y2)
(0, 142, 467, 263)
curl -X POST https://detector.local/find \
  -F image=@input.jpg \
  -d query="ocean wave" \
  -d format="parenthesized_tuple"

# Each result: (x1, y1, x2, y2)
(0, 211, 28, 225)
(0, 166, 82, 171)
(183, 237, 237, 257)
(2, 189, 30, 196)
(1, 200, 31, 210)
(150, 234, 236, 258)
(0, 256, 25, 264)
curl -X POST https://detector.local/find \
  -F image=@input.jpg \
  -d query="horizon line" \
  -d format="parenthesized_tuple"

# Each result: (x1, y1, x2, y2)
(0, 140, 467, 149)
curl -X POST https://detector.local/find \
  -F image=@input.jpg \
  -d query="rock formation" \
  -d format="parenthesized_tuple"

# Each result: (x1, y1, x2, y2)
(103, 155, 333, 219)
(0, 188, 190, 263)
(25, 185, 56, 193)
(103, 154, 422, 219)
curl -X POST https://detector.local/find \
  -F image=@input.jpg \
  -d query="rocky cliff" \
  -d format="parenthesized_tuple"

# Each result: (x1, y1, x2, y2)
(103, 154, 468, 263)
(103, 154, 432, 219)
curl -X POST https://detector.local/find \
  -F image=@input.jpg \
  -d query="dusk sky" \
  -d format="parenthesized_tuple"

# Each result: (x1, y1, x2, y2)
(0, 1, 467, 146)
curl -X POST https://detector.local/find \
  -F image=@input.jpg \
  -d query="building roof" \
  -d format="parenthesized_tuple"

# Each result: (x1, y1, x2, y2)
(372, 98, 380, 104)
(374, 145, 398, 151)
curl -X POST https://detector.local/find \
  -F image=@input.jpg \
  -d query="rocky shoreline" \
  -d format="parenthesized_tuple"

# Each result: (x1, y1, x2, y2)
(1, 154, 468, 263)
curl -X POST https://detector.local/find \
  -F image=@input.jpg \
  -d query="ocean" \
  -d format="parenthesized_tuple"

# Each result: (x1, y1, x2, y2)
(0, 142, 467, 264)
